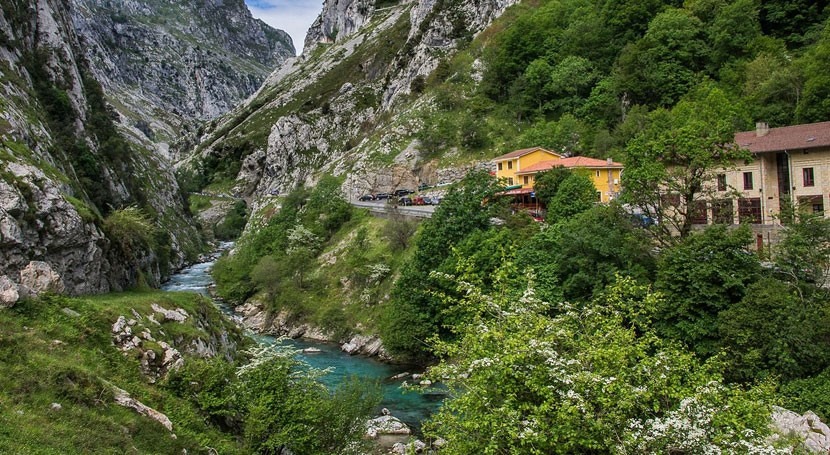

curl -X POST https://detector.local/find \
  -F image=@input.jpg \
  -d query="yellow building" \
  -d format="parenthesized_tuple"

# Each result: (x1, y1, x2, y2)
(493, 147, 563, 186)
(513, 156, 624, 203)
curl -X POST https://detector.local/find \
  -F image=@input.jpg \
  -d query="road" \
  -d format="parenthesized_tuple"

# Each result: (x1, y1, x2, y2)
(350, 200, 436, 218)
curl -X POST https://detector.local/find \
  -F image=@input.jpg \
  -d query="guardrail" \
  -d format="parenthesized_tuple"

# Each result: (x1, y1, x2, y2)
(351, 201, 435, 219)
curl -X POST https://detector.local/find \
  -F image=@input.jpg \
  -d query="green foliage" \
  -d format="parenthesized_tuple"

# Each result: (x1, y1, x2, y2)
(103, 206, 157, 260)
(531, 166, 573, 205)
(214, 199, 248, 240)
(654, 225, 761, 357)
(622, 83, 752, 241)
(517, 204, 656, 302)
(774, 213, 830, 291)
(719, 277, 830, 382)
(781, 367, 830, 421)
(544, 172, 598, 223)
(380, 170, 508, 361)
(233, 346, 380, 454)
(424, 274, 780, 453)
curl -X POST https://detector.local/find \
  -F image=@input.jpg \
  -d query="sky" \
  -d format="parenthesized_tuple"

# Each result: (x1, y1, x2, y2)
(245, 0, 321, 54)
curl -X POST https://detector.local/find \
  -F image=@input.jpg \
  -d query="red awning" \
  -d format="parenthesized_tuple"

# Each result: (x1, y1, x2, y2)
(497, 188, 534, 196)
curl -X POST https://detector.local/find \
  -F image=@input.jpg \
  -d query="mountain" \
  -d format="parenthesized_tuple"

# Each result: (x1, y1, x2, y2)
(71, 0, 295, 155)
(0, 0, 295, 305)
(181, 0, 517, 201)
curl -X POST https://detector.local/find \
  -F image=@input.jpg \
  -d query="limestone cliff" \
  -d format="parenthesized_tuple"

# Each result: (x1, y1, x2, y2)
(183, 0, 517, 205)
(70, 0, 295, 156)
(0, 0, 200, 304)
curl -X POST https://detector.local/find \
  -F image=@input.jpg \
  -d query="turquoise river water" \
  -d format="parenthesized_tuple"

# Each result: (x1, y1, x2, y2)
(161, 246, 442, 431)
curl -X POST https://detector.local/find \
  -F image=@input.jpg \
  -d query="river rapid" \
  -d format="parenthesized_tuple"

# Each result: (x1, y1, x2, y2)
(161, 244, 442, 431)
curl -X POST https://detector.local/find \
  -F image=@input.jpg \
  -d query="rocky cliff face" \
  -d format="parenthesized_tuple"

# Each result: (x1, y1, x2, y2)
(71, 0, 295, 154)
(0, 0, 204, 305)
(185, 0, 517, 205)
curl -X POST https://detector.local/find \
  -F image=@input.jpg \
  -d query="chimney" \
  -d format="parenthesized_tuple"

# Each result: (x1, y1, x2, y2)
(756, 122, 770, 137)
(607, 157, 613, 165)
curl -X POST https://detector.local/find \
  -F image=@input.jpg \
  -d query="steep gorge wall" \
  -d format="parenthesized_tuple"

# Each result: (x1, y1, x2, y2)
(0, 0, 200, 305)
(71, 0, 295, 155)
(186, 0, 517, 202)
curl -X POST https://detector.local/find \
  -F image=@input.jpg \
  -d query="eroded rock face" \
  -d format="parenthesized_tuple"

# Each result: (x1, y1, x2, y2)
(71, 0, 295, 150)
(189, 0, 517, 202)
(0, 276, 20, 308)
(18, 261, 65, 297)
(772, 406, 830, 453)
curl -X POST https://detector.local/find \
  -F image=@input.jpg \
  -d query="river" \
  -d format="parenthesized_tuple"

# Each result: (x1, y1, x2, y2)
(161, 245, 442, 431)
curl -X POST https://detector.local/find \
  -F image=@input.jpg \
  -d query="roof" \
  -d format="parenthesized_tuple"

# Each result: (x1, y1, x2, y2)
(516, 156, 623, 174)
(496, 187, 535, 196)
(493, 147, 562, 161)
(735, 121, 830, 153)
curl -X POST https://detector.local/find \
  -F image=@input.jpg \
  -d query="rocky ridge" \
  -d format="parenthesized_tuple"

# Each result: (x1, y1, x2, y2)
(70, 0, 295, 155)
(184, 0, 518, 201)
(0, 0, 201, 303)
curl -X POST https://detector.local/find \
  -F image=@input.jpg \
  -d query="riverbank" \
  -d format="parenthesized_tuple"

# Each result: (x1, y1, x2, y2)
(162, 249, 443, 434)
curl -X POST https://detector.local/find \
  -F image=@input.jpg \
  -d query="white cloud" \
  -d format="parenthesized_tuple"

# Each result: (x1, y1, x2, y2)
(246, 0, 321, 54)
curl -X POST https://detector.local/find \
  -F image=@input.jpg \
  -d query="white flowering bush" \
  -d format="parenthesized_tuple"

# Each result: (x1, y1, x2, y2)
(424, 274, 781, 454)
(622, 382, 788, 454)
(286, 224, 321, 254)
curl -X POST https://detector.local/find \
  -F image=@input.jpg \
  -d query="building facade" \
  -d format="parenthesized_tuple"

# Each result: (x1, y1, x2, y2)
(493, 147, 563, 187)
(516, 156, 623, 203)
(493, 147, 623, 203)
(700, 121, 830, 226)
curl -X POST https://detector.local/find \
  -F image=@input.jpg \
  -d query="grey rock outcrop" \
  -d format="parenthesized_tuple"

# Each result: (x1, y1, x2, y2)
(1, 0, 218, 303)
(71, 0, 295, 153)
(112, 385, 174, 432)
(771, 406, 830, 453)
(305, 0, 374, 50)
(186, 0, 518, 202)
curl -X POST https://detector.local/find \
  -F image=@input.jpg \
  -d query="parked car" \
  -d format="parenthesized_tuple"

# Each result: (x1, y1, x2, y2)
(418, 183, 431, 191)
(420, 196, 432, 205)
(413, 196, 425, 205)
(358, 194, 375, 201)
(397, 196, 413, 206)
(393, 188, 414, 196)
(429, 197, 441, 205)
(375, 192, 390, 200)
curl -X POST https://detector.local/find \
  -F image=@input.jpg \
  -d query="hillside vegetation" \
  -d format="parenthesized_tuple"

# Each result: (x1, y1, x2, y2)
(0, 291, 379, 454)
(417, 0, 829, 161)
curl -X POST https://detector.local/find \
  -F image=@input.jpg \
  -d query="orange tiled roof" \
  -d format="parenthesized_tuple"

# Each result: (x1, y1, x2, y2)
(735, 121, 830, 153)
(493, 147, 562, 161)
(516, 156, 623, 174)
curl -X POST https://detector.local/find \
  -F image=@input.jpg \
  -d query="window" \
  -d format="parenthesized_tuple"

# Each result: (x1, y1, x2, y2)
(691, 200, 708, 225)
(507, 161, 513, 170)
(596, 170, 601, 177)
(497, 162, 503, 171)
(508, 177, 514, 185)
(798, 195, 824, 214)
(743, 172, 753, 190)
(738, 198, 762, 224)
(713, 199, 734, 224)
(717, 174, 726, 191)
(804, 168, 815, 187)
(523, 176, 529, 185)
(596, 191, 602, 202)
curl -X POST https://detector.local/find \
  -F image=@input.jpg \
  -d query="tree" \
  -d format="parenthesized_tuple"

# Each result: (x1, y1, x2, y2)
(621, 83, 752, 242)
(380, 170, 507, 361)
(719, 277, 830, 382)
(654, 225, 761, 357)
(797, 21, 830, 123)
(545, 172, 598, 223)
(517, 204, 656, 302)
(774, 212, 830, 292)
(423, 274, 780, 454)
(531, 166, 573, 206)
(614, 8, 708, 107)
